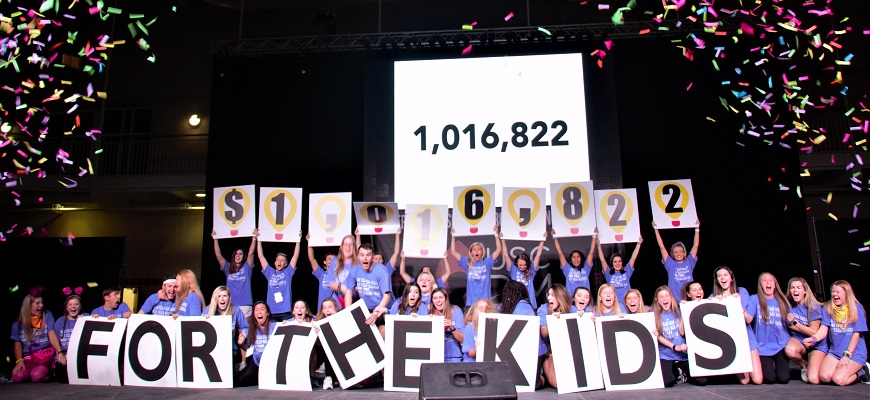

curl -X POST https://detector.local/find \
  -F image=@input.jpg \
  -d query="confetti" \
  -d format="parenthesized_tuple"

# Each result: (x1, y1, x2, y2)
(504, 12, 514, 21)
(461, 45, 473, 55)
(87, 282, 99, 288)
(10, 285, 19, 293)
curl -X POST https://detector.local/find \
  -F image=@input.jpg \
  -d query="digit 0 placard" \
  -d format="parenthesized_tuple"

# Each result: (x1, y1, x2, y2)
(403, 204, 448, 258)
(647, 179, 697, 229)
(550, 181, 596, 238)
(308, 192, 352, 247)
(353, 202, 400, 235)
(452, 184, 495, 237)
(501, 187, 546, 240)
(594, 189, 640, 244)
(258, 187, 303, 242)
(213, 185, 256, 239)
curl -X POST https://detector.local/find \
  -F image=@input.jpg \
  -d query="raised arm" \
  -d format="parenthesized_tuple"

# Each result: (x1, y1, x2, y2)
(246, 234, 257, 268)
(502, 238, 512, 271)
(399, 251, 412, 284)
(306, 233, 319, 272)
(355, 227, 361, 250)
(652, 222, 669, 262)
(628, 236, 643, 266)
(597, 239, 608, 273)
(213, 230, 227, 268)
(449, 228, 462, 261)
(289, 231, 302, 268)
(255, 229, 269, 271)
(552, 229, 568, 267)
(389, 227, 402, 268)
(532, 231, 547, 270)
(586, 227, 597, 268)
(439, 252, 451, 285)
(490, 227, 503, 261)
(690, 219, 700, 259)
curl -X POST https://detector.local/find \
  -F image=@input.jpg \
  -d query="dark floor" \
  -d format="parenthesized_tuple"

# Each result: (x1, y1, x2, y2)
(0, 380, 868, 399)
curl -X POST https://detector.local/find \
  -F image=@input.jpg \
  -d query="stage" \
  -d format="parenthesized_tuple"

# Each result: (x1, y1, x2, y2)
(1, 380, 867, 399)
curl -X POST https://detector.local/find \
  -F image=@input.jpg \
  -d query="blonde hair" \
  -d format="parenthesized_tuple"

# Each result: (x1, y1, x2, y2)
(624, 289, 646, 314)
(595, 284, 621, 316)
(466, 242, 485, 269)
(317, 298, 340, 320)
(786, 277, 820, 321)
(416, 271, 437, 292)
(652, 286, 681, 337)
(756, 272, 789, 324)
(204, 286, 235, 317)
(334, 235, 358, 278)
(175, 269, 205, 313)
(826, 280, 862, 325)
(464, 298, 495, 332)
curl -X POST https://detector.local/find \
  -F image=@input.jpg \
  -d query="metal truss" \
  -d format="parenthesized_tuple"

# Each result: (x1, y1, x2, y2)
(210, 17, 750, 56)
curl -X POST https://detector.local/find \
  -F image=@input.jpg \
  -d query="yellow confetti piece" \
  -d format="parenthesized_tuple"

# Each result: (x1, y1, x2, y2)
(87, 282, 99, 288)
(706, 116, 716, 122)
(800, 169, 810, 177)
(813, 135, 826, 144)
(87, 158, 94, 175)
(827, 213, 838, 221)
(462, 24, 473, 30)
(855, 139, 867, 146)
(826, 192, 832, 203)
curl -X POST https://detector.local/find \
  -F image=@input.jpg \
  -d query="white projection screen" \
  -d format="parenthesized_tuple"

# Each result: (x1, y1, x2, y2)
(394, 53, 591, 208)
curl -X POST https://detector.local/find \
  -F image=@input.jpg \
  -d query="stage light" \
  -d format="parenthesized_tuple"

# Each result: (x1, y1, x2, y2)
(195, 193, 206, 198)
(188, 114, 202, 127)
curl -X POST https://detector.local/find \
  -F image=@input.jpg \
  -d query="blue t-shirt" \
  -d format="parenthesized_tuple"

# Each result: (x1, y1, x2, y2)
(462, 322, 477, 362)
(594, 302, 628, 317)
(54, 316, 84, 353)
(443, 306, 466, 362)
(605, 264, 634, 304)
(737, 287, 758, 351)
(249, 321, 277, 366)
(658, 310, 687, 361)
(11, 314, 56, 356)
(510, 264, 538, 309)
(140, 293, 177, 316)
(177, 293, 204, 316)
(663, 256, 696, 300)
(562, 260, 592, 297)
(570, 304, 593, 313)
(313, 266, 335, 310)
(389, 302, 421, 315)
(822, 303, 868, 365)
(91, 303, 131, 318)
(459, 255, 495, 307)
(749, 295, 790, 356)
(223, 261, 253, 307)
(203, 307, 248, 354)
(790, 302, 828, 353)
(345, 263, 392, 310)
(514, 300, 547, 356)
(263, 265, 296, 314)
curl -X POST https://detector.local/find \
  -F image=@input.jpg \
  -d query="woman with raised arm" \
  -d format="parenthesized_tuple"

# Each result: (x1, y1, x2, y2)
(502, 231, 547, 308)
(213, 229, 256, 316)
(450, 226, 502, 308)
(256, 229, 301, 321)
(598, 236, 642, 304)
(653, 220, 700, 300)
(307, 233, 336, 310)
(552, 228, 597, 298)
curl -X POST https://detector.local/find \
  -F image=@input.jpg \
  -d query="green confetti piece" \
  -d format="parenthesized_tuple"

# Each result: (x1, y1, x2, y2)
(127, 22, 137, 37)
(146, 16, 158, 26)
(538, 27, 551, 36)
(129, 13, 145, 19)
(39, 0, 55, 13)
(10, 285, 19, 293)
(462, 24, 473, 30)
(95, 148, 103, 154)
(136, 21, 149, 35)
(147, 54, 156, 63)
(796, 186, 802, 198)
(849, 263, 860, 267)
(845, 107, 855, 116)
(712, 59, 720, 71)
(67, 31, 78, 44)
(172, 6, 177, 12)
(106, 6, 121, 14)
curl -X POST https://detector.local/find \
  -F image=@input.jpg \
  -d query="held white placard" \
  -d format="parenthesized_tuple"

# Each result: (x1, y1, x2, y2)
(546, 313, 604, 394)
(403, 204, 449, 259)
(594, 189, 641, 245)
(174, 316, 233, 388)
(501, 187, 547, 241)
(476, 312, 540, 393)
(452, 184, 496, 237)
(682, 297, 752, 377)
(124, 314, 177, 387)
(648, 179, 698, 230)
(550, 181, 597, 238)
(258, 187, 303, 242)
(259, 321, 319, 391)
(315, 300, 387, 389)
(67, 317, 128, 386)
(595, 313, 664, 391)
(384, 315, 445, 392)
(308, 192, 353, 247)
(353, 202, 401, 235)
(213, 185, 257, 239)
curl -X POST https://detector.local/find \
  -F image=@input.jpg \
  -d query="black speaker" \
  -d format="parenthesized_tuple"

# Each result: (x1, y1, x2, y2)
(419, 361, 518, 400)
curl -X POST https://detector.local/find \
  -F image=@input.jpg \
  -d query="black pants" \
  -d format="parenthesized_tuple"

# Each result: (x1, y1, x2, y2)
(660, 359, 707, 387)
(760, 349, 790, 384)
(315, 342, 338, 382)
(237, 356, 259, 387)
(55, 362, 69, 383)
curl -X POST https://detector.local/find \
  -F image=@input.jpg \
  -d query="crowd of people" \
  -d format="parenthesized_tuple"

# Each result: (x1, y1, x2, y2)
(9, 220, 868, 391)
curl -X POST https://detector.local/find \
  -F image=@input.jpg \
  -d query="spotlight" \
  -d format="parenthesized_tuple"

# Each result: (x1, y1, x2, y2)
(195, 193, 206, 198)
(188, 114, 202, 127)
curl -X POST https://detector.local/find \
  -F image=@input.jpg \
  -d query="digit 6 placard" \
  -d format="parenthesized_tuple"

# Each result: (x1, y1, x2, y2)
(403, 204, 448, 259)
(353, 202, 400, 235)
(258, 187, 303, 242)
(648, 179, 698, 229)
(452, 184, 495, 237)
(308, 192, 352, 247)
(549, 181, 596, 238)
(594, 189, 641, 244)
(501, 187, 546, 240)
(214, 185, 256, 239)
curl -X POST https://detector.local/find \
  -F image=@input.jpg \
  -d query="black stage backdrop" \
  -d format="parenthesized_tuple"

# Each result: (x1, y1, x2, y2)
(205, 39, 866, 312)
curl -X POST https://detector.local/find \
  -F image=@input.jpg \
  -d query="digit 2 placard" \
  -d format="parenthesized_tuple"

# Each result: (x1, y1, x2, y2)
(648, 179, 698, 229)
(214, 185, 256, 239)
(452, 184, 495, 237)
(258, 187, 303, 242)
(594, 189, 640, 244)
(308, 192, 352, 247)
(403, 204, 448, 258)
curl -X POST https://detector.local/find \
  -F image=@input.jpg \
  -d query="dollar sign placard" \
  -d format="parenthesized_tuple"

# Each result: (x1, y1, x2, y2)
(308, 192, 352, 247)
(502, 187, 546, 240)
(258, 187, 302, 242)
(452, 184, 495, 237)
(213, 185, 256, 238)
(353, 202, 400, 235)
(648, 179, 697, 230)
(594, 188, 641, 244)
(403, 204, 448, 258)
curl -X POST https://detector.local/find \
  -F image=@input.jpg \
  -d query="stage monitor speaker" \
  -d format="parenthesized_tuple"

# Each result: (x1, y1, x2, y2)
(419, 361, 518, 400)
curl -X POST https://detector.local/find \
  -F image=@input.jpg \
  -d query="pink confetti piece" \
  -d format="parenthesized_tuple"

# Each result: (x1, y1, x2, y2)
(604, 40, 613, 50)
(461, 45, 473, 55)
(686, 82, 693, 91)
(598, 4, 610, 10)
(504, 12, 514, 21)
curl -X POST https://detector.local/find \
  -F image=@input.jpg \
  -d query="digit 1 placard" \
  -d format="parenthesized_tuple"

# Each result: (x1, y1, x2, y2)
(402, 204, 448, 258)
(501, 187, 546, 241)
(452, 184, 495, 237)
(308, 192, 352, 247)
(353, 202, 401, 235)
(258, 187, 303, 242)
(213, 185, 256, 239)
(594, 189, 640, 244)
(647, 179, 698, 229)
(549, 181, 596, 238)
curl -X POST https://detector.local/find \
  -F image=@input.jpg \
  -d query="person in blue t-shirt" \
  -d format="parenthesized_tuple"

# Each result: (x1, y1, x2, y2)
(255, 229, 301, 321)
(450, 226, 503, 308)
(653, 285, 706, 387)
(307, 233, 339, 310)
(54, 294, 87, 383)
(653, 219, 700, 300)
(747, 272, 792, 384)
(784, 277, 827, 384)
(552, 228, 597, 298)
(174, 269, 206, 317)
(710, 266, 762, 385)
(341, 243, 392, 337)
(594, 284, 627, 317)
(139, 276, 177, 316)
(598, 236, 642, 304)
(624, 289, 650, 314)
(356, 226, 402, 273)
(806, 280, 868, 386)
(429, 288, 465, 362)
(390, 283, 423, 315)
(12, 291, 64, 383)
(238, 301, 275, 387)
(461, 299, 496, 363)
(571, 287, 594, 314)
(540, 284, 573, 388)
(91, 286, 132, 319)
(502, 232, 546, 309)
(213, 229, 256, 317)
(203, 285, 249, 376)
(326, 234, 360, 310)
